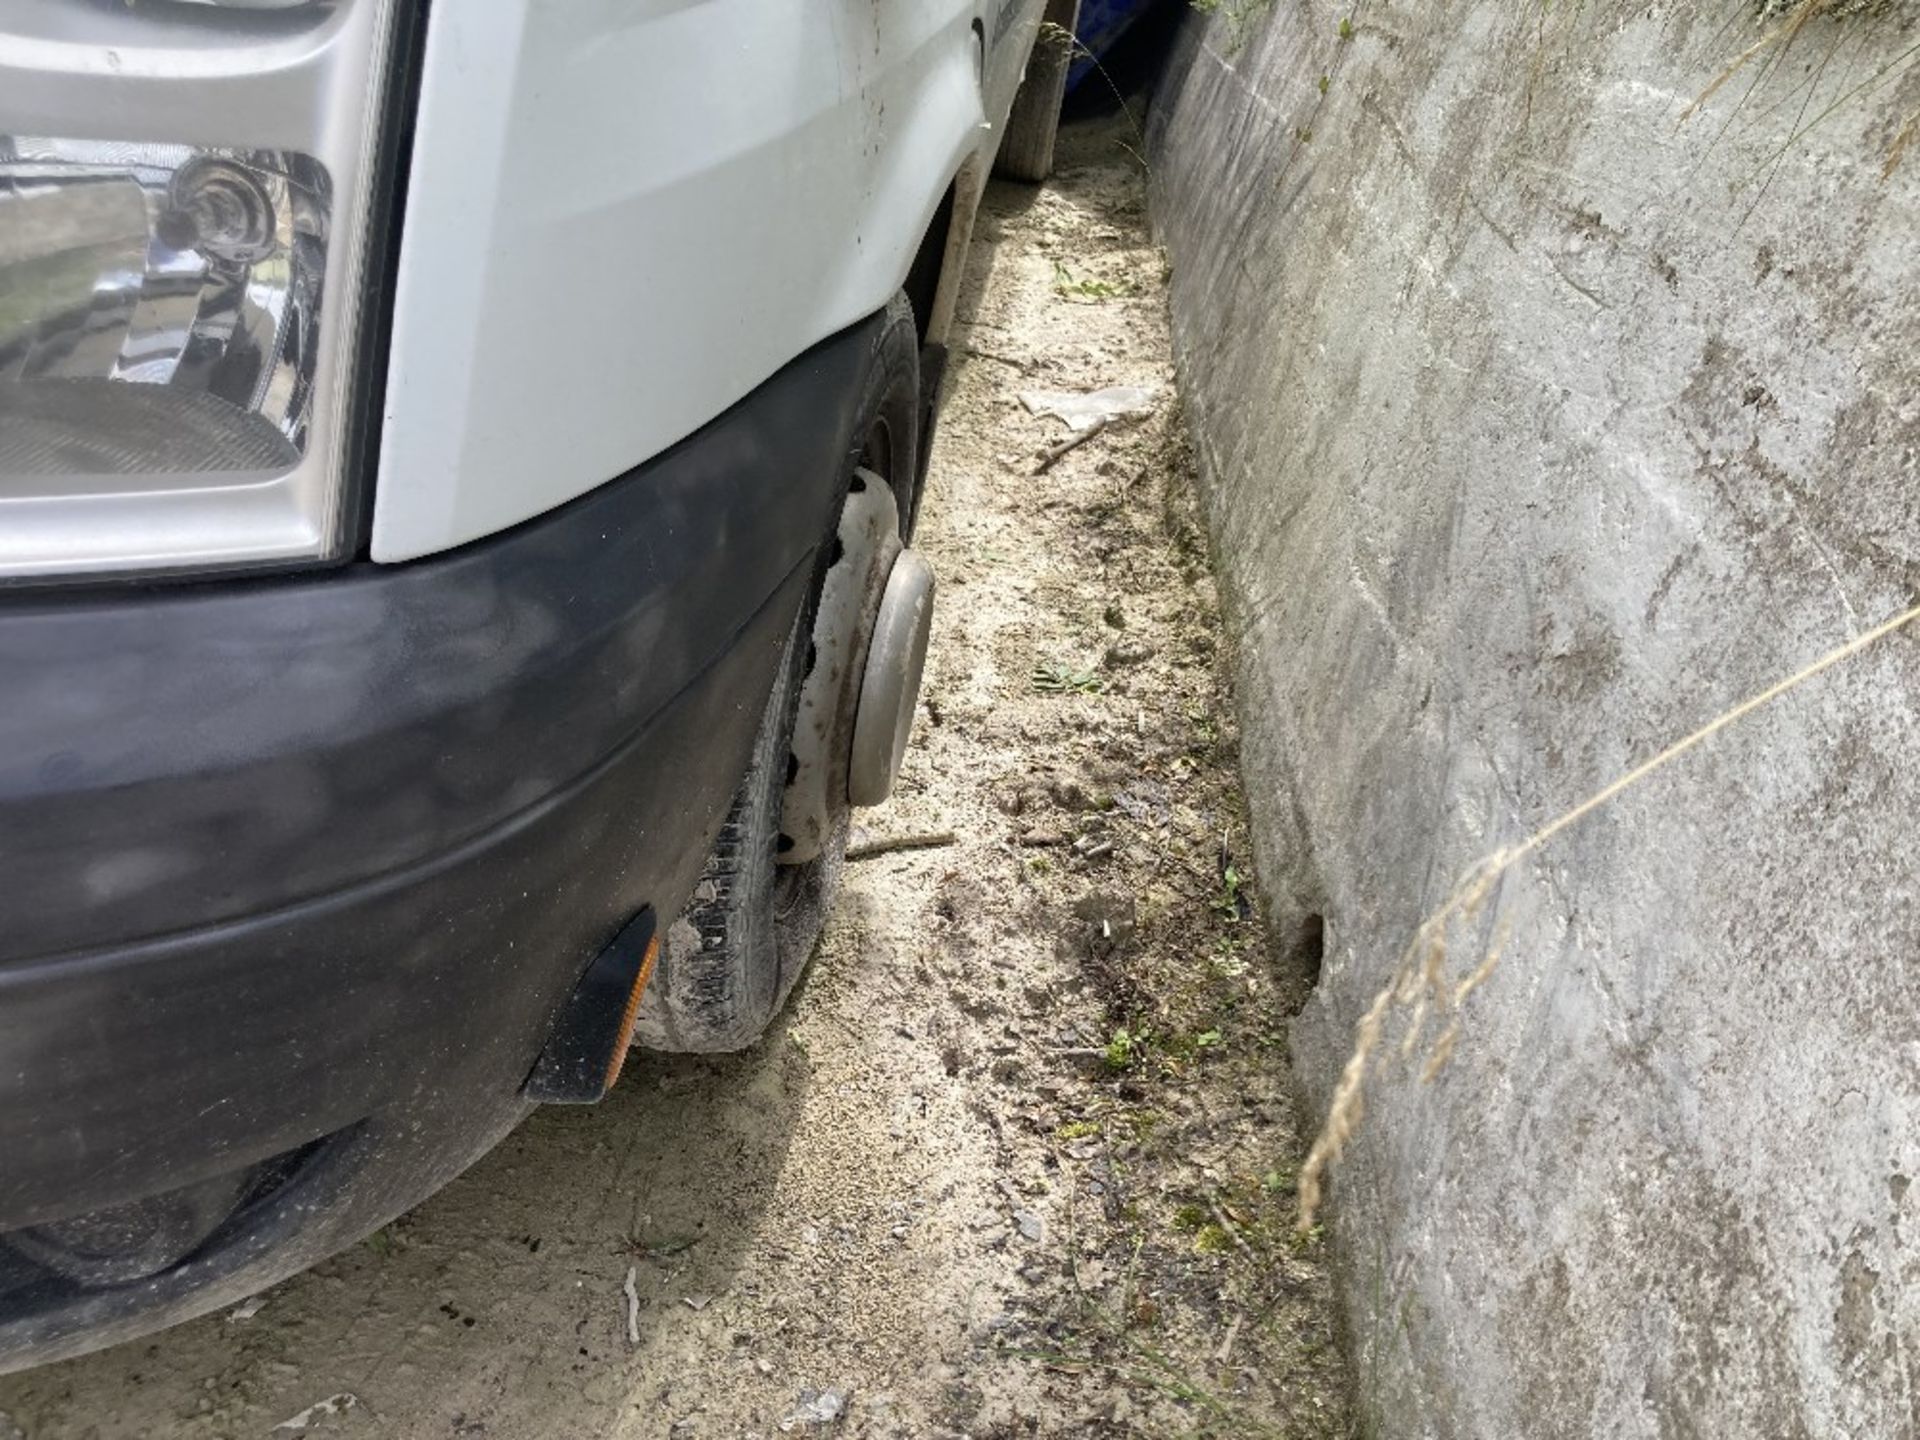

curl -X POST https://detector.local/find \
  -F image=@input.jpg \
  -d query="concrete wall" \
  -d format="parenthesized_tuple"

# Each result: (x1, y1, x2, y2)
(1148, 4, 1920, 1436)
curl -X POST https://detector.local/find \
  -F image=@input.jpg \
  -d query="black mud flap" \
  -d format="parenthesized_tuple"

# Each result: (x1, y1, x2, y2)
(524, 908, 660, 1105)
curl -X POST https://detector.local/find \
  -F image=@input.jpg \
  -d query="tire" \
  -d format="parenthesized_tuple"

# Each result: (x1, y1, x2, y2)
(994, 0, 1079, 183)
(634, 297, 921, 1053)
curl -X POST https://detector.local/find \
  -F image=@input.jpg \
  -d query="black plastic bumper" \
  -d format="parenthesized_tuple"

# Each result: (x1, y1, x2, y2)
(0, 314, 882, 1371)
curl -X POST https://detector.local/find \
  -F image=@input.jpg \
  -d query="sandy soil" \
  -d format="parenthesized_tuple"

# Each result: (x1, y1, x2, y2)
(0, 117, 1349, 1440)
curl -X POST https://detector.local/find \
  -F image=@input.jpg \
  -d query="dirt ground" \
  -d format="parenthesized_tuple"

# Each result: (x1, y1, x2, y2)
(0, 117, 1349, 1440)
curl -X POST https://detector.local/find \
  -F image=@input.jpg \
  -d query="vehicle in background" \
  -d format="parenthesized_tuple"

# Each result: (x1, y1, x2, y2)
(0, 0, 1070, 1370)
(1067, 0, 1158, 93)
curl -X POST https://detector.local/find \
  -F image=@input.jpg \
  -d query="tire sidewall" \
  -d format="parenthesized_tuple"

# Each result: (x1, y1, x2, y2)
(634, 297, 922, 1053)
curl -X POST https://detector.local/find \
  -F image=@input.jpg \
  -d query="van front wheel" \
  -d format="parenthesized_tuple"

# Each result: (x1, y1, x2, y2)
(633, 296, 921, 1054)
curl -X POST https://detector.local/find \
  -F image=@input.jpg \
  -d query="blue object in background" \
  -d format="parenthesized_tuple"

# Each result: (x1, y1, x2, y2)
(1069, 0, 1156, 91)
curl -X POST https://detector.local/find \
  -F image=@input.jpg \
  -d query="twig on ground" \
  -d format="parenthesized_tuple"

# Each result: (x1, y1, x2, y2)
(1000, 841, 1040, 892)
(1032, 416, 1112, 474)
(1016, 829, 1068, 847)
(1214, 1312, 1244, 1365)
(964, 345, 1034, 371)
(1118, 1231, 1146, 1329)
(622, 1266, 640, 1346)
(1207, 1197, 1261, 1268)
(846, 830, 959, 861)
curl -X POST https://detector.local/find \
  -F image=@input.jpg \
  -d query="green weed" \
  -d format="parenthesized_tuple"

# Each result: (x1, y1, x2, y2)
(1031, 661, 1105, 694)
(1212, 863, 1245, 923)
(1052, 261, 1138, 301)
(1104, 1024, 1149, 1069)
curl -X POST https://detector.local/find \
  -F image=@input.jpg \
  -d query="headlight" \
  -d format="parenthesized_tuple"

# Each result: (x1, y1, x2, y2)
(0, 141, 326, 476)
(0, 1, 404, 582)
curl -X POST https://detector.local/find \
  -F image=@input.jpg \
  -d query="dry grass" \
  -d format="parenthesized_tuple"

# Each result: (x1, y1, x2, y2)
(1286, 0, 1920, 1251)
(1297, 599, 1920, 1230)
(1683, 0, 1920, 181)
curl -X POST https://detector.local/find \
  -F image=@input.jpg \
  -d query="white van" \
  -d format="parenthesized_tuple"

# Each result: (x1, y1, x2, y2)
(0, 0, 1074, 1369)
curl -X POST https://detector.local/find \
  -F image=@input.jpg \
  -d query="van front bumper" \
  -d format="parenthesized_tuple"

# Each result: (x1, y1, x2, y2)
(0, 316, 880, 1372)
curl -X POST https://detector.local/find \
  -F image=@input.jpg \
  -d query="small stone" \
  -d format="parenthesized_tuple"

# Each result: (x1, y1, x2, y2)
(1104, 639, 1155, 667)
(1071, 834, 1115, 863)
(1012, 1208, 1045, 1244)
(1048, 779, 1093, 811)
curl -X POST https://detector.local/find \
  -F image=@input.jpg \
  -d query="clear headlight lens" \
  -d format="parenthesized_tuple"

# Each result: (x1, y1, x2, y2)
(0, 140, 328, 478)
(0, 0, 401, 582)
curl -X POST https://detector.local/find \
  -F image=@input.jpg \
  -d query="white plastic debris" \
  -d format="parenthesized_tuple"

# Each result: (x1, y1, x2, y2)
(623, 1265, 641, 1345)
(777, 1386, 848, 1431)
(273, 1393, 358, 1431)
(1018, 385, 1157, 432)
(227, 1294, 268, 1322)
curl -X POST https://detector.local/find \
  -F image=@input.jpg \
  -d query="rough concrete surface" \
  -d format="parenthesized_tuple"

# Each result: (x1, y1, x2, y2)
(1150, 3, 1920, 1436)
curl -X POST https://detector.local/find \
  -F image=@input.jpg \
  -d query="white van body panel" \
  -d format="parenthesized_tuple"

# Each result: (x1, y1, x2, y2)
(372, 0, 1042, 563)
